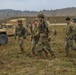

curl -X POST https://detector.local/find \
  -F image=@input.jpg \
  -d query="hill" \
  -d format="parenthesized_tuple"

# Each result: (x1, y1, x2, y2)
(0, 7, 76, 20)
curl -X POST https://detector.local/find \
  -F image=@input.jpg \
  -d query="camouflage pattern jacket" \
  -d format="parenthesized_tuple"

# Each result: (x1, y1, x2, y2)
(31, 24, 40, 38)
(14, 24, 26, 39)
(64, 22, 74, 39)
(38, 20, 50, 37)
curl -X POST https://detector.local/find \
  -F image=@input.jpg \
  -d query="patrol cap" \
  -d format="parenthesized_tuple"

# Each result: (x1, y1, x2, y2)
(72, 18, 76, 22)
(65, 17, 70, 21)
(38, 13, 45, 19)
(17, 20, 22, 23)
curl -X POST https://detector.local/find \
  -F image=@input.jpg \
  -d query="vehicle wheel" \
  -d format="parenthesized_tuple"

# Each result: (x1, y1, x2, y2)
(0, 34, 8, 45)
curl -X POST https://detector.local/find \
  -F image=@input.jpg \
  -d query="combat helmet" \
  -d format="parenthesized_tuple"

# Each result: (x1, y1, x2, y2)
(38, 13, 45, 19)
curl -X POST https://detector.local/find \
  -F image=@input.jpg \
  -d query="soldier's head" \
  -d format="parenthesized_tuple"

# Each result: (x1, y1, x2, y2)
(17, 20, 22, 25)
(65, 17, 70, 24)
(38, 13, 45, 21)
(33, 19, 38, 26)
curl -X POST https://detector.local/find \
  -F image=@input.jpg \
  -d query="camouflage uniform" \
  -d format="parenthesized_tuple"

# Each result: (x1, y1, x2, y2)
(64, 22, 74, 56)
(37, 14, 55, 57)
(30, 20, 40, 55)
(14, 20, 26, 53)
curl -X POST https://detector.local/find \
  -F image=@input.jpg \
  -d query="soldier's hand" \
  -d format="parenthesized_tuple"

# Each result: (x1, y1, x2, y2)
(30, 37, 33, 41)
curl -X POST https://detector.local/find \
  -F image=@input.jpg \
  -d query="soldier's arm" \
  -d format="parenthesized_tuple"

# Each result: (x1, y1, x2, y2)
(34, 27, 40, 37)
(45, 24, 52, 41)
(29, 27, 34, 41)
(46, 21, 52, 34)
(30, 29, 34, 41)
(45, 20, 53, 32)
(23, 27, 27, 38)
(26, 24, 32, 36)
(23, 26, 31, 39)
(63, 25, 67, 32)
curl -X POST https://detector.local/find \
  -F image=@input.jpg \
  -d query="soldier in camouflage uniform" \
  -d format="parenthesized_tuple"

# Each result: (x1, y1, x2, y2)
(14, 20, 26, 53)
(37, 14, 55, 57)
(64, 17, 74, 57)
(30, 19, 40, 56)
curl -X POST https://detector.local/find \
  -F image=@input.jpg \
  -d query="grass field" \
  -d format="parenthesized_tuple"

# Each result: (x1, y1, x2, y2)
(26, 16, 76, 24)
(0, 25, 76, 75)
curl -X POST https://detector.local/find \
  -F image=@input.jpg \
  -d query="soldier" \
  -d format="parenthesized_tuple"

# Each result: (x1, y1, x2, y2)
(14, 20, 26, 53)
(37, 14, 55, 58)
(30, 19, 40, 56)
(64, 17, 74, 57)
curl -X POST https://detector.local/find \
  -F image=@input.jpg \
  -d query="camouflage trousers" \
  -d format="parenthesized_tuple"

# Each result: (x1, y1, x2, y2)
(37, 36, 55, 57)
(65, 37, 74, 56)
(18, 37, 25, 53)
(31, 37, 39, 55)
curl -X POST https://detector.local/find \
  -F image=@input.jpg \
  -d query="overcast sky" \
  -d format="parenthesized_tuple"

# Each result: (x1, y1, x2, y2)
(0, 0, 76, 11)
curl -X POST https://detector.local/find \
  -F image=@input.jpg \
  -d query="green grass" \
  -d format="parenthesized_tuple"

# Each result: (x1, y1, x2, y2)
(0, 25, 76, 75)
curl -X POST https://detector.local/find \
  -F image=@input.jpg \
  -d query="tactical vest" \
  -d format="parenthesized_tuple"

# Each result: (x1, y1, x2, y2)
(16, 25, 26, 36)
(66, 25, 73, 34)
(39, 21, 49, 36)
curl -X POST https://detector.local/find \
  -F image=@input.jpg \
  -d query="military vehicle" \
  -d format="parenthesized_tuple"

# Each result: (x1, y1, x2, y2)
(0, 25, 8, 44)
(2, 23, 15, 35)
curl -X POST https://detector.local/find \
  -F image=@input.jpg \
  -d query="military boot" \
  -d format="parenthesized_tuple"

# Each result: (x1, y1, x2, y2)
(43, 50, 48, 57)
(50, 51, 56, 58)
(36, 50, 43, 59)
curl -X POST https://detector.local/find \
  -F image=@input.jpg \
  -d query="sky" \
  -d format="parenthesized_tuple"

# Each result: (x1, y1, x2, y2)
(0, 0, 76, 11)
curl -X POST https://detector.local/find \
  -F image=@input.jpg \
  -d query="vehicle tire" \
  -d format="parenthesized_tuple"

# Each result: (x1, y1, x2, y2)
(0, 34, 8, 45)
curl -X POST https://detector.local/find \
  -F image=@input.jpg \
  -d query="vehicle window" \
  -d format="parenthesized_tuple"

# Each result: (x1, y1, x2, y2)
(4, 25, 12, 28)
